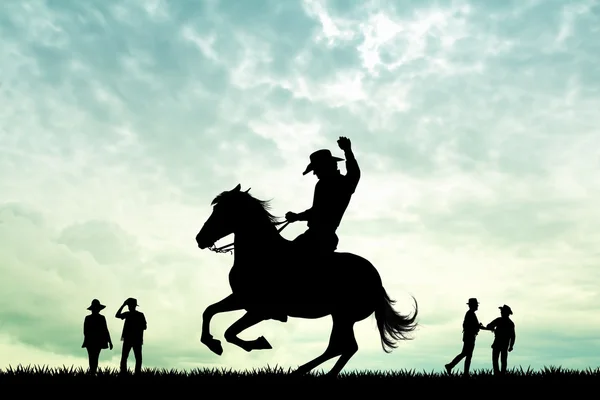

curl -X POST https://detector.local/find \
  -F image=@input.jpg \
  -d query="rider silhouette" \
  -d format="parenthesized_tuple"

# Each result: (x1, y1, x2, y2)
(255, 137, 360, 324)
(286, 136, 361, 254)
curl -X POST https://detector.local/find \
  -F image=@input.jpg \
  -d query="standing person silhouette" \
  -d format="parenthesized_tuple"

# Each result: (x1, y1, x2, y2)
(445, 298, 488, 376)
(82, 299, 113, 375)
(115, 298, 147, 375)
(485, 305, 516, 376)
(285, 136, 361, 255)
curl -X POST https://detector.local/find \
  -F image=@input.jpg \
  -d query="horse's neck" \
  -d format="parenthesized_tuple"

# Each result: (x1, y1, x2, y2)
(233, 220, 283, 263)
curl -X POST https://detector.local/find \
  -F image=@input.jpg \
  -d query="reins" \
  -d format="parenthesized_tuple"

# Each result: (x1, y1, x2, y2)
(207, 220, 290, 255)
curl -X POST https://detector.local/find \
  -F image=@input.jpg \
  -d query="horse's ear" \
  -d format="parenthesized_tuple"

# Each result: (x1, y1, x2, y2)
(233, 184, 241, 192)
(245, 187, 251, 193)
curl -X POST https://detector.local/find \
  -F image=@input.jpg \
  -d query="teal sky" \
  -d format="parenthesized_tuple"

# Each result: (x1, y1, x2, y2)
(1, 0, 600, 373)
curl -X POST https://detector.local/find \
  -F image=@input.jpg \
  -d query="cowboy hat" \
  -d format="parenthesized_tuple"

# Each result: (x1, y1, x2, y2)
(125, 298, 139, 307)
(87, 299, 106, 311)
(499, 305, 513, 315)
(302, 149, 344, 175)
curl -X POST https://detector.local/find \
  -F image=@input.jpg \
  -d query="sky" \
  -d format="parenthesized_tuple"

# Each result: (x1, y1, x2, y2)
(1, 0, 600, 374)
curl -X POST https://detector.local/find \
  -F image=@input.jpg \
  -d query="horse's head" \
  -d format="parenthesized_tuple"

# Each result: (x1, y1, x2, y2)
(196, 183, 251, 249)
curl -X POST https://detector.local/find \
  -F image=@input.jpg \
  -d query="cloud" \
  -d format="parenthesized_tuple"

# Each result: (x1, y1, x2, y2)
(1, 0, 600, 374)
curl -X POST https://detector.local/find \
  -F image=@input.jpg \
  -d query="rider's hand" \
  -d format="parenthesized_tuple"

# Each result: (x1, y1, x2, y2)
(285, 212, 298, 222)
(337, 136, 351, 151)
(109, 343, 113, 350)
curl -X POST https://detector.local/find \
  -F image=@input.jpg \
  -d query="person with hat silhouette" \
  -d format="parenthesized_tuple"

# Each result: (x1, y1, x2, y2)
(445, 298, 489, 376)
(485, 304, 516, 375)
(115, 298, 147, 375)
(82, 299, 113, 375)
(285, 136, 360, 255)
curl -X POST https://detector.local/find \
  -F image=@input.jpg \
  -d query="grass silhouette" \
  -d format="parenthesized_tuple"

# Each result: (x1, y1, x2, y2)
(1, 364, 599, 390)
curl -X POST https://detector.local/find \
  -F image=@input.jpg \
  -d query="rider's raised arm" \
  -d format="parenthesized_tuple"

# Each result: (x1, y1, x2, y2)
(343, 148, 360, 193)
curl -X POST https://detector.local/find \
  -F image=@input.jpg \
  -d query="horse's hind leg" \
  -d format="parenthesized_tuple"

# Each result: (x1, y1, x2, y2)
(325, 319, 358, 377)
(292, 316, 348, 376)
(224, 311, 272, 352)
(201, 293, 244, 355)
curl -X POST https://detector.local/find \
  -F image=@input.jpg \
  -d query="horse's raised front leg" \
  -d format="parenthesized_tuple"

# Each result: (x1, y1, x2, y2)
(224, 311, 272, 352)
(201, 293, 243, 355)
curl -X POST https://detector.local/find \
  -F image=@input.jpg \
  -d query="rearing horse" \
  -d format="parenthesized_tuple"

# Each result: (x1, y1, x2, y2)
(195, 183, 418, 377)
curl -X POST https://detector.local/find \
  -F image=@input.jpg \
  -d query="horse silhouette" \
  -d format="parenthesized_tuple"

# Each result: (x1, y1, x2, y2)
(195, 183, 418, 377)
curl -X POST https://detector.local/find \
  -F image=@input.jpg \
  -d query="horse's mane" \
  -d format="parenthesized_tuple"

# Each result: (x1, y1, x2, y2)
(211, 190, 284, 226)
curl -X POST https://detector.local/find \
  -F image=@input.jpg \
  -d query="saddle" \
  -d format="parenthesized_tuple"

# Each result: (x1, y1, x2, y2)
(287, 244, 336, 267)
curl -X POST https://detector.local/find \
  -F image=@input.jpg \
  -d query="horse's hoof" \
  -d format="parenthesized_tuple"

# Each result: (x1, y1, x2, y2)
(254, 336, 272, 350)
(201, 336, 223, 356)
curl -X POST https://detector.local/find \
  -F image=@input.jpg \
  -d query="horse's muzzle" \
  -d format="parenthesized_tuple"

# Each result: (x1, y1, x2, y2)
(196, 234, 211, 249)
(196, 237, 214, 250)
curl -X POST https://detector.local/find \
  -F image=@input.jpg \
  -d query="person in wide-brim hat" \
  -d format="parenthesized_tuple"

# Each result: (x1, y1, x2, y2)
(124, 298, 139, 308)
(116, 297, 147, 375)
(285, 138, 360, 251)
(82, 299, 113, 375)
(87, 299, 106, 311)
(274, 137, 360, 324)
(445, 297, 487, 377)
(499, 304, 512, 315)
(484, 304, 516, 375)
(302, 149, 345, 176)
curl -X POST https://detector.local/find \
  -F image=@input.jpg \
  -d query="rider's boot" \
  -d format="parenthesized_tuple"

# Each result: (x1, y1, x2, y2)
(271, 313, 288, 322)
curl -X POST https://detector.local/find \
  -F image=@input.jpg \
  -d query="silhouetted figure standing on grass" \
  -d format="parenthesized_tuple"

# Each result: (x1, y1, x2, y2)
(116, 298, 147, 375)
(445, 298, 487, 376)
(485, 304, 516, 376)
(286, 136, 360, 255)
(82, 299, 113, 375)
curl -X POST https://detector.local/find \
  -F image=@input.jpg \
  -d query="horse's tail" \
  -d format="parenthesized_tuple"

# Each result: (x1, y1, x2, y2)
(374, 286, 418, 353)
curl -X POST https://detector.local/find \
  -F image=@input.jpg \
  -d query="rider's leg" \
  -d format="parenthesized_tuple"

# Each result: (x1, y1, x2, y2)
(251, 275, 288, 323)
(265, 230, 315, 323)
(313, 230, 338, 253)
(254, 293, 288, 323)
(292, 230, 311, 247)
(331, 233, 339, 251)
